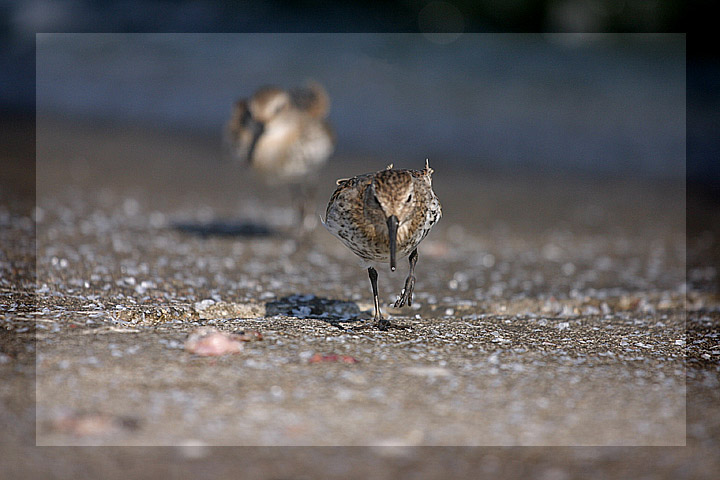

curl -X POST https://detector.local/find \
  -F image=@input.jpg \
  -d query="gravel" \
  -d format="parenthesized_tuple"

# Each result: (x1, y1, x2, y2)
(2, 117, 719, 477)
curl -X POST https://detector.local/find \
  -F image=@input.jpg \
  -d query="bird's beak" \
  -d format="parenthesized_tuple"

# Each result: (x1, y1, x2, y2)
(387, 215, 398, 271)
(245, 117, 264, 163)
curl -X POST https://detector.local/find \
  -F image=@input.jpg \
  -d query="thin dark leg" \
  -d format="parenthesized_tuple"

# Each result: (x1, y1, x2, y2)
(368, 267, 389, 329)
(290, 184, 305, 229)
(394, 248, 418, 308)
(291, 182, 318, 232)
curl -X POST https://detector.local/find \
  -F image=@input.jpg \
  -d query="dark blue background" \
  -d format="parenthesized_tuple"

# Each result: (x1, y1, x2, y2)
(2, 1, 715, 183)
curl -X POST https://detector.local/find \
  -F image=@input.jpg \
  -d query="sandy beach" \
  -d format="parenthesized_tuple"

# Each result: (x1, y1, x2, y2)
(1, 113, 718, 476)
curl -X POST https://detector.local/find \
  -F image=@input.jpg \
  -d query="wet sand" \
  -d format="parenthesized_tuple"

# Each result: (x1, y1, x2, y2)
(2, 116, 719, 476)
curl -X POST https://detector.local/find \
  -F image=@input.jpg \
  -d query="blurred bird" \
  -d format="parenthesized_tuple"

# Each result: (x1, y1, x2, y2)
(323, 160, 442, 329)
(225, 82, 335, 229)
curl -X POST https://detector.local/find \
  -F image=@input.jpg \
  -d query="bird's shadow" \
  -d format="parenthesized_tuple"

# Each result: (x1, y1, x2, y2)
(172, 219, 278, 238)
(265, 294, 371, 329)
(265, 294, 411, 331)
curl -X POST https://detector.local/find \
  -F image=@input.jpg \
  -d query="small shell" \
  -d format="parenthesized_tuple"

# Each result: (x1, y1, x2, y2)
(185, 327, 244, 356)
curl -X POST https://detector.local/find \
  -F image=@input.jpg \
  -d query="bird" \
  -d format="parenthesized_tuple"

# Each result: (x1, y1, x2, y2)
(225, 82, 335, 230)
(322, 160, 442, 329)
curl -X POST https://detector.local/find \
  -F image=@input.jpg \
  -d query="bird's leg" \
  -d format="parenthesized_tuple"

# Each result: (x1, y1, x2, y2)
(301, 183, 318, 231)
(368, 267, 389, 329)
(292, 183, 318, 232)
(394, 248, 418, 308)
(290, 184, 306, 229)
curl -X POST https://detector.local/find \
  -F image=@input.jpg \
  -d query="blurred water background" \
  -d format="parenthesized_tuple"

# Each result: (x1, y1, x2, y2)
(33, 32, 685, 178)
(2, 1, 709, 181)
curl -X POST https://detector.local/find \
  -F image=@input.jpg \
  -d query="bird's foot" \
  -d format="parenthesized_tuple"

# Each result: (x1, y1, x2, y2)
(394, 275, 416, 308)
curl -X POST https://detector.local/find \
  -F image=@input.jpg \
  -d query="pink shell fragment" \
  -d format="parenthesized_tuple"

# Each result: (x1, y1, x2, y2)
(308, 353, 358, 364)
(185, 327, 245, 356)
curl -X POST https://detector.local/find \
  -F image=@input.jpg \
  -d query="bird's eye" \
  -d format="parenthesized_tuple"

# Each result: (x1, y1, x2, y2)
(241, 109, 252, 126)
(406, 194, 413, 203)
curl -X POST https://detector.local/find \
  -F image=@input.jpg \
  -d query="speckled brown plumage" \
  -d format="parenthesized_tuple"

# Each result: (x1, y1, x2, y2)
(323, 160, 442, 328)
(225, 82, 334, 183)
(225, 82, 335, 229)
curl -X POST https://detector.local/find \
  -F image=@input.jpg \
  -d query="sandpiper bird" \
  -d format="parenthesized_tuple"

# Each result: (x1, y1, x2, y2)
(323, 160, 442, 328)
(225, 82, 335, 229)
